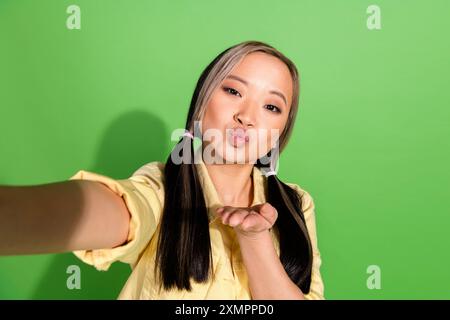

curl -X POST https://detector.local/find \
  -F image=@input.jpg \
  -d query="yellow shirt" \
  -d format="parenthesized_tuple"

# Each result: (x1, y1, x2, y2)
(69, 157, 325, 300)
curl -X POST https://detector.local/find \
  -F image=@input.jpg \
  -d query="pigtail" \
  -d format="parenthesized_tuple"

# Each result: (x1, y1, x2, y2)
(154, 132, 213, 291)
(256, 148, 313, 293)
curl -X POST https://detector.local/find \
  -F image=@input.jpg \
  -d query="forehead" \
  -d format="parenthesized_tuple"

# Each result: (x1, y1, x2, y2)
(227, 52, 293, 105)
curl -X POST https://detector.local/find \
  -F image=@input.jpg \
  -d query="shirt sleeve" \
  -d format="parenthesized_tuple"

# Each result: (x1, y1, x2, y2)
(287, 183, 325, 300)
(68, 169, 163, 271)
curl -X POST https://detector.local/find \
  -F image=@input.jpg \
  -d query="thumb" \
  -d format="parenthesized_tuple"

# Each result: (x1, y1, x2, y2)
(252, 202, 278, 225)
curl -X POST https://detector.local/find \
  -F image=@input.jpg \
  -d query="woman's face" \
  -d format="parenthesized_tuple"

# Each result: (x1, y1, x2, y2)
(201, 52, 293, 164)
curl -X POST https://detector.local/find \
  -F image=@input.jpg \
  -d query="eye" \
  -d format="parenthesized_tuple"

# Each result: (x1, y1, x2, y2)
(265, 104, 281, 114)
(223, 87, 242, 97)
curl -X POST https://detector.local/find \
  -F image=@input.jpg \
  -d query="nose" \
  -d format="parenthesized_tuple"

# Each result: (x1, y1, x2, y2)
(233, 110, 255, 128)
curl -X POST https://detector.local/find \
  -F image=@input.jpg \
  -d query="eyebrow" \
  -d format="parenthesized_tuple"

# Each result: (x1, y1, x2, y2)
(226, 74, 288, 107)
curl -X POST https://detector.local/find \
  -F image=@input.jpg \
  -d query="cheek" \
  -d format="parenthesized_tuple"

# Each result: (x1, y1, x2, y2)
(202, 94, 234, 131)
(258, 117, 288, 148)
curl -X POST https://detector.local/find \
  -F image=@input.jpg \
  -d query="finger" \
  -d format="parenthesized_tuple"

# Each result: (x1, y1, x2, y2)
(216, 206, 232, 222)
(240, 210, 266, 231)
(217, 206, 248, 225)
(216, 207, 224, 214)
(228, 209, 250, 227)
(215, 206, 226, 219)
(218, 206, 236, 225)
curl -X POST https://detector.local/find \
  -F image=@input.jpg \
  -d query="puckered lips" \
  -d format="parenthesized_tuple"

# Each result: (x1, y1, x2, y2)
(227, 127, 250, 148)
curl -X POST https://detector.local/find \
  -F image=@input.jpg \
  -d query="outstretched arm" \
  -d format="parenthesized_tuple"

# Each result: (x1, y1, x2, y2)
(0, 179, 130, 255)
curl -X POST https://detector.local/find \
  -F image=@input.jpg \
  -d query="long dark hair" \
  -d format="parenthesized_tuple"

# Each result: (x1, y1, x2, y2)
(154, 41, 313, 293)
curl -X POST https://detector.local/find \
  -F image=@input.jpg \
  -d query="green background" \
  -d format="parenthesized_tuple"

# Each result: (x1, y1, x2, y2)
(1, 0, 449, 299)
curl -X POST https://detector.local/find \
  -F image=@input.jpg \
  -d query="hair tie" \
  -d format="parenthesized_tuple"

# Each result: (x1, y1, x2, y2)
(264, 170, 277, 177)
(182, 130, 194, 139)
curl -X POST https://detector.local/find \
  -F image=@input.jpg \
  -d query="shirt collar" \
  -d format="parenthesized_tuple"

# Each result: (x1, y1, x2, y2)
(194, 154, 267, 222)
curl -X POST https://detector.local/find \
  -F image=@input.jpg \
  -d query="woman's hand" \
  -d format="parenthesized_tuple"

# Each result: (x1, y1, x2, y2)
(215, 203, 278, 240)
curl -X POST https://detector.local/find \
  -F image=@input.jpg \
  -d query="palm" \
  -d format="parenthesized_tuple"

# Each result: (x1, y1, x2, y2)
(215, 203, 278, 234)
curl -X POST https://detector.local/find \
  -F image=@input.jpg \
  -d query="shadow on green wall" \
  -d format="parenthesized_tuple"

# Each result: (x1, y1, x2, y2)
(31, 109, 170, 299)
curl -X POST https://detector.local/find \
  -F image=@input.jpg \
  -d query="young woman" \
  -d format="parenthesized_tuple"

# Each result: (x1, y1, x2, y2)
(0, 41, 324, 300)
